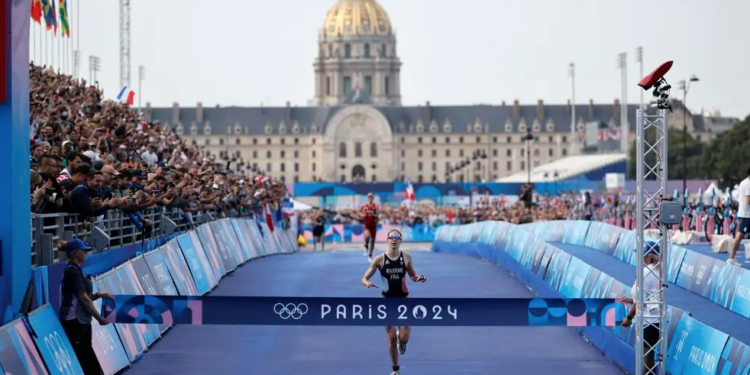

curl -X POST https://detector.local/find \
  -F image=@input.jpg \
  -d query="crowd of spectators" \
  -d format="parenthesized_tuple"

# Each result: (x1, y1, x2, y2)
(299, 193, 581, 228)
(28, 64, 288, 236)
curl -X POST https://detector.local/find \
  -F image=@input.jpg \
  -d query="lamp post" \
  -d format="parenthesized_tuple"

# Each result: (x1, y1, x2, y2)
(677, 75, 699, 192)
(522, 127, 534, 184)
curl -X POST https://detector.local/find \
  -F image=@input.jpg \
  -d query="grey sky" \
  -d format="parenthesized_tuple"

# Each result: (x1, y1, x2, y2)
(67, 0, 749, 118)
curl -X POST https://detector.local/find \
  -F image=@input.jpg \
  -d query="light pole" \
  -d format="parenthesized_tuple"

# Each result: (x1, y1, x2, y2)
(88, 55, 101, 85)
(677, 75, 699, 192)
(138, 65, 144, 112)
(569, 63, 576, 154)
(523, 127, 534, 184)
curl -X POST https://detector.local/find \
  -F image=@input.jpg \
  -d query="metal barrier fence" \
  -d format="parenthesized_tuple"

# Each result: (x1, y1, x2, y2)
(30, 207, 223, 267)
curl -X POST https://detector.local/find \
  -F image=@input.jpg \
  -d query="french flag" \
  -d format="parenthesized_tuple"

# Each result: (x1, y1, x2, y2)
(282, 198, 295, 217)
(117, 86, 135, 106)
(265, 203, 275, 232)
(405, 180, 415, 201)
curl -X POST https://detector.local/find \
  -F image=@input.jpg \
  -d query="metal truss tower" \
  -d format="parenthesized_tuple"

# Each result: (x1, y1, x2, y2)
(634, 107, 670, 375)
(119, 0, 131, 89)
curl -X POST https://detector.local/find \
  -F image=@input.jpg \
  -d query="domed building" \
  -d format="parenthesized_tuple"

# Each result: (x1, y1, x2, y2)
(145, 0, 669, 184)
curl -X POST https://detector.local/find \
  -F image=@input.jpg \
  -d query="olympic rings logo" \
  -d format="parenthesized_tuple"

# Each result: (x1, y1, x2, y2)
(273, 303, 308, 320)
(44, 331, 74, 375)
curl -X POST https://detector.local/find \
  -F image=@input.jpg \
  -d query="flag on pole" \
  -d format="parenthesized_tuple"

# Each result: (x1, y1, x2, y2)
(116, 86, 135, 106)
(31, 0, 43, 23)
(265, 203, 275, 232)
(405, 180, 415, 201)
(42, 0, 57, 34)
(58, 0, 70, 37)
(282, 198, 295, 217)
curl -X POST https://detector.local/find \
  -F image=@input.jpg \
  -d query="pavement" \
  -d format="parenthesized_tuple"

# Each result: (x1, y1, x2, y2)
(299, 242, 433, 252)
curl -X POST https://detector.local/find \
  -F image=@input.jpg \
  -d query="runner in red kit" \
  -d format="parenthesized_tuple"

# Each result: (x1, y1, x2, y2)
(361, 192, 379, 262)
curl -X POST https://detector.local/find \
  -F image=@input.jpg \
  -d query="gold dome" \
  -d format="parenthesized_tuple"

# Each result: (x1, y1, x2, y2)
(323, 0, 393, 37)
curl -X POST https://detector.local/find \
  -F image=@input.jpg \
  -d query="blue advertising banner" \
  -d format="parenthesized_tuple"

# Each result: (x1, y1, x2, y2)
(94, 272, 147, 361)
(26, 304, 84, 375)
(717, 337, 750, 375)
(535, 245, 555, 279)
(101, 296, 626, 327)
(163, 240, 199, 296)
(613, 231, 636, 265)
(143, 250, 178, 297)
(544, 247, 572, 291)
(583, 222, 622, 255)
(129, 256, 170, 334)
(230, 220, 256, 261)
(675, 251, 727, 299)
(218, 220, 247, 264)
(729, 270, 750, 318)
(529, 242, 548, 275)
(198, 225, 231, 276)
(0, 318, 49, 374)
(708, 260, 747, 311)
(208, 222, 241, 271)
(90, 283, 131, 375)
(666, 314, 729, 375)
(186, 231, 219, 289)
(668, 245, 687, 284)
(175, 234, 213, 296)
(243, 218, 268, 257)
(581, 269, 614, 299)
(113, 264, 161, 346)
(558, 257, 592, 298)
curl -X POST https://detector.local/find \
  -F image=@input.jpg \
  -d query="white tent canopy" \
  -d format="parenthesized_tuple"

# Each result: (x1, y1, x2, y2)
(703, 182, 720, 198)
(291, 199, 313, 211)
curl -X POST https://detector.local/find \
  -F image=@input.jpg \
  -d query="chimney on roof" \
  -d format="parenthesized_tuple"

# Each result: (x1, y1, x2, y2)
(426, 101, 432, 122)
(144, 102, 152, 121)
(613, 99, 620, 123)
(285, 101, 291, 121)
(196, 102, 203, 122)
(566, 99, 571, 115)
(502, 100, 506, 106)
(588, 99, 594, 119)
(513, 99, 520, 119)
(171, 102, 179, 124)
(537, 99, 544, 120)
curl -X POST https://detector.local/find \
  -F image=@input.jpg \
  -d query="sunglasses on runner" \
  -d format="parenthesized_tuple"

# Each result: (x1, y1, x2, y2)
(387, 234, 402, 241)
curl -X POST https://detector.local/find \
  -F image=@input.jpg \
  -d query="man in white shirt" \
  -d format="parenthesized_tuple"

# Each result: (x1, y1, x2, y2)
(729, 169, 750, 266)
(619, 240, 663, 374)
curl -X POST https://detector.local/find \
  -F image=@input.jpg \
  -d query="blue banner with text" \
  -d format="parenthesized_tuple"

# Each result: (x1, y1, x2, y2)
(101, 296, 625, 327)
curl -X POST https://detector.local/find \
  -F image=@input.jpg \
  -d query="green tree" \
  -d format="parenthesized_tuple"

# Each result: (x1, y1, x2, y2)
(627, 127, 705, 180)
(702, 115, 750, 187)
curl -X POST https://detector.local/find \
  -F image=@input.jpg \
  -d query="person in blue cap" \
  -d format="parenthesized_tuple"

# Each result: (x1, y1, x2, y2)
(618, 240, 662, 374)
(58, 238, 111, 375)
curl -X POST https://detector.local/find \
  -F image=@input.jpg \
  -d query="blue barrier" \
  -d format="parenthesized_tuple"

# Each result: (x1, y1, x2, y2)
(0, 217, 298, 374)
(433, 220, 750, 375)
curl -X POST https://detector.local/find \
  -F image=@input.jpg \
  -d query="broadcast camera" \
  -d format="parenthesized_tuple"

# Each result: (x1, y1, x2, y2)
(637, 61, 674, 112)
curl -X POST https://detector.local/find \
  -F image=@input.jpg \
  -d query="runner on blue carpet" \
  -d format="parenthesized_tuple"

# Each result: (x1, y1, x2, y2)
(361, 229, 427, 375)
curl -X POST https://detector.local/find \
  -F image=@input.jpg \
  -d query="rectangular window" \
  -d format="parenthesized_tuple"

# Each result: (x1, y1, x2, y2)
(364, 76, 373, 96)
(384, 76, 390, 95)
(343, 76, 352, 96)
(326, 77, 331, 95)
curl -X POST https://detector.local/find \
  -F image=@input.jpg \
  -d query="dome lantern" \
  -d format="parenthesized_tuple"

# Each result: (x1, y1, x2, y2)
(323, 0, 393, 37)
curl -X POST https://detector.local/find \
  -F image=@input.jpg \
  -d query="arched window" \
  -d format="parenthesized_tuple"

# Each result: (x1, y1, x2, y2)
(364, 43, 371, 58)
(371, 174, 377, 182)
(380, 44, 386, 57)
(339, 142, 347, 157)
(354, 142, 363, 157)
(344, 43, 351, 58)
(370, 142, 378, 157)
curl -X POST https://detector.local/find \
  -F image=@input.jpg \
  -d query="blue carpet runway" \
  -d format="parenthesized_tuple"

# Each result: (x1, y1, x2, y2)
(127, 250, 624, 375)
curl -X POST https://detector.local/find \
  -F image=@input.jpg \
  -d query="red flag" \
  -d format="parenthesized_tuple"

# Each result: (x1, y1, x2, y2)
(31, 0, 43, 23)
(265, 204, 275, 232)
(126, 91, 135, 106)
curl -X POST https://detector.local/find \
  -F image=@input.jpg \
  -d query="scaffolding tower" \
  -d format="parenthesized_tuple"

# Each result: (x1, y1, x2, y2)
(119, 0, 131, 89)
(634, 106, 670, 375)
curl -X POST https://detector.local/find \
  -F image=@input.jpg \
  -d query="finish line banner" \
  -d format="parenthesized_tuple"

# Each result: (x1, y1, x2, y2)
(101, 296, 626, 327)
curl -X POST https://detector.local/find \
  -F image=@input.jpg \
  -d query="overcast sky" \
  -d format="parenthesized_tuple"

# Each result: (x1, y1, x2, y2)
(36, 0, 749, 118)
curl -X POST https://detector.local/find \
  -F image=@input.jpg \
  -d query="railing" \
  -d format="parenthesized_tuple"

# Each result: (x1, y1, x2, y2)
(30, 207, 223, 266)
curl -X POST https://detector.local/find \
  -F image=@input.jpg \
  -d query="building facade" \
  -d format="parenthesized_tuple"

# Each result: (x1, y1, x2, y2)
(145, 0, 733, 184)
